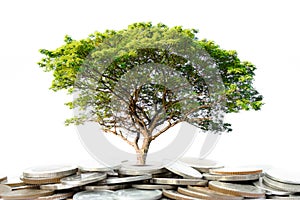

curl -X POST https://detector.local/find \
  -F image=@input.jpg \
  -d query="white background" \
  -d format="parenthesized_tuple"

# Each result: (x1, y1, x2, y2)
(0, 0, 299, 177)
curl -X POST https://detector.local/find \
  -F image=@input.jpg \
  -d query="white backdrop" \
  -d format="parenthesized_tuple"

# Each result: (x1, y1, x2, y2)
(0, 0, 299, 176)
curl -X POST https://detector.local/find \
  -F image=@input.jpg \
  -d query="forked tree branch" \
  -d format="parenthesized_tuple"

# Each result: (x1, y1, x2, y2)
(103, 128, 140, 151)
(150, 119, 183, 141)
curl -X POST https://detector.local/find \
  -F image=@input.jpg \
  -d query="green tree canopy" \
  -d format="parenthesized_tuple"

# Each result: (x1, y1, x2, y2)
(38, 22, 263, 164)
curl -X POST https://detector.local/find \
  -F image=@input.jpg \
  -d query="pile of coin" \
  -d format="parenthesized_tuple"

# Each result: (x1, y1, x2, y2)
(0, 159, 300, 199)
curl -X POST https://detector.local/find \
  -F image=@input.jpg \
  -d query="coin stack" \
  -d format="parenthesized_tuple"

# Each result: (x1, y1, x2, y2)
(0, 160, 300, 199)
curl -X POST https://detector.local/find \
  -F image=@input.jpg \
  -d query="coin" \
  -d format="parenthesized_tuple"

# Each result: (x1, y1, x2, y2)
(162, 189, 200, 200)
(262, 176, 300, 193)
(40, 183, 81, 190)
(84, 184, 129, 191)
(132, 184, 176, 190)
(203, 173, 260, 181)
(23, 165, 78, 178)
(268, 195, 300, 199)
(166, 162, 202, 178)
(118, 167, 167, 176)
(177, 187, 212, 199)
(208, 181, 265, 198)
(151, 172, 175, 178)
(60, 172, 106, 185)
(187, 186, 243, 200)
(151, 178, 207, 186)
(100, 174, 152, 185)
(253, 178, 292, 196)
(20, 175, 62, 185)
(33, 192, 74, 200)
(12, 184, 40, 190)
(1, 189, 54, 200)
(114, 188, 162, 200)
(0, 184, 12, 197)
(209, 167, 263, 175)
(78, 160, 120, 172)
(0, 175, 7, 183)
(265, 168, 300, 185)
(73, 190, 115, 200)
(1, 177, 25, 187)
(180, 157, 224, 173)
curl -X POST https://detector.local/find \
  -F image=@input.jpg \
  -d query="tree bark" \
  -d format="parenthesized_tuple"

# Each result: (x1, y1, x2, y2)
(135, 138, 151, 165)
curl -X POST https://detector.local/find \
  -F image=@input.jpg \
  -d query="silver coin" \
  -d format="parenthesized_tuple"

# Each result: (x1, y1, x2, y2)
(268, 195, 300, 199)
(166, 161, 202, 178)
(40, 183, 81, 190)
(0, 184, 12, 197)
(84, 184, 129, 191)
(162, 189, 200, 200)
(23, 165, 78, 178)
(265, 168, 300, 185)
(263, 176, 300, 193)
(187, 185, 243, 200)
(107, 171, 119, 177)
(114, 188, 162, 200)
(1, 189, 54, 199)
(151, 178, 207, 186)
(118, 167, 167, 176)
(60, 172, 106, 185)
(203, 173, 260, 181)
(33, 192, 74, 200)
(73, 190, 115, 200)
(101, 174, 152, 185)
(253, 178, 292, 195)
(121, 160, 164, 170)
(12, 185, 40, 190)
(209, 181, 265, 198)
(180, 157, 224, 173)
(132, 184, 176, 190)
(79, 160, 120, 172)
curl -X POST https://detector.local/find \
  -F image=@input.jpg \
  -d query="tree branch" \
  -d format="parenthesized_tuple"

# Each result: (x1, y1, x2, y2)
(150, 119, 183, 141)
(103, 129, 139, 151)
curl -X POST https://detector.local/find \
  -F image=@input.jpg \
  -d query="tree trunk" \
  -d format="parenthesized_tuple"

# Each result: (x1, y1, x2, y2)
(136, 138, 151, 165)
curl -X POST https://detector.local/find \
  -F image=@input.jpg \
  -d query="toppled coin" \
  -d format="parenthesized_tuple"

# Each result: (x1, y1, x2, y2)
(166, 162, 202, 178)
(180, 157, 224, 173)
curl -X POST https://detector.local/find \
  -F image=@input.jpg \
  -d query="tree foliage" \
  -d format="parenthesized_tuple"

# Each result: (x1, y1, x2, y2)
(38, 22, 263, 164)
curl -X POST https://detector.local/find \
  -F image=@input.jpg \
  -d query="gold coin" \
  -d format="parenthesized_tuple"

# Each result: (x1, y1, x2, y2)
(209, 167, 262, 175)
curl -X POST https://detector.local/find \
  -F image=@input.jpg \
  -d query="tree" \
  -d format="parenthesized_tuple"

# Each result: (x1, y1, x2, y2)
(38, 22, 263, 165)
